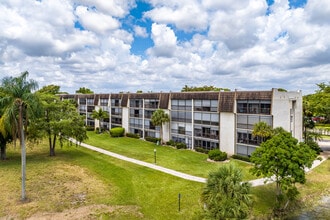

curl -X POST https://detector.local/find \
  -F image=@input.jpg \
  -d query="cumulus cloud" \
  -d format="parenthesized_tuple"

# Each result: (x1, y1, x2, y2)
(144, 2, 208, 31)
(148, 23, 177, 57)
(0, 0, 329, 94)
(133, 25, 148, 38)
(75, 6, 120, 34)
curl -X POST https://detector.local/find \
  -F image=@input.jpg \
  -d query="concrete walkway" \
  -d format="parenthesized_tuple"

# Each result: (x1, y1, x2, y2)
(69, 138, 329, 187)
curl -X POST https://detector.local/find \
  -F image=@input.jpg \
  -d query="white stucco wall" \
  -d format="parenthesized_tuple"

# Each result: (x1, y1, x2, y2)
(272, 89, 303, 141)
(122, 107, 129, 133)
(220, 112, 236, 155)
(162, 109, 171, 143)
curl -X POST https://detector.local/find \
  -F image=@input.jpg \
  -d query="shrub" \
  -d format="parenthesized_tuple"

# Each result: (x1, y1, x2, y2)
(195, 147, 209, 154)
(176, 142, 187, 149)
(145, 136, 161, 143)
(231, 154, 251, 162)
(306, 139, 322, 154)
(85, 126, 95, 131)
(126, 133, 140, 139)
(208, 149, 227, 161)
(110, 127, 125, 137)
(166, 140, 176, 146)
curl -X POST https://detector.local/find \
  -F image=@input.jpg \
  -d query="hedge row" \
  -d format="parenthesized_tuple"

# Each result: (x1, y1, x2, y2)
(166, 140, 187, 149)
(231, 154, 251, 162)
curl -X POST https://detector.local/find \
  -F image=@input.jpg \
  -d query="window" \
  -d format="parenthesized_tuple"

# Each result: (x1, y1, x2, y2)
(237, 100, 271, 115)
(111, 99, 121, 107)
(194, 100, 218, 112)
(178, 126, 185, 135)
(87, 98, 94, 105)
(145, 99, 159, 109)
(100, 98, 108, 106)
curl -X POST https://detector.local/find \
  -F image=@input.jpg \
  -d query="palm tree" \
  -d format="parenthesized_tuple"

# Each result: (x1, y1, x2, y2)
(91, 108, 109, 133)
(252, 121, 274, 143)
(201, 164, 252, 219)
(151, 109, 170, 144)
(0, 71, 40, 200)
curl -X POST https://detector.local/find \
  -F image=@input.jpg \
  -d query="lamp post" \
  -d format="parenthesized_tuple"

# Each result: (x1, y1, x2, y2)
(154, 148, 157, 164)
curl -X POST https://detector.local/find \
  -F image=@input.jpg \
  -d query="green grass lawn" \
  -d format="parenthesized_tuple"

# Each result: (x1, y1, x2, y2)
(84, 131, 255, 181)
(1, 133, 328, 219)
(0, 142, 204, 219)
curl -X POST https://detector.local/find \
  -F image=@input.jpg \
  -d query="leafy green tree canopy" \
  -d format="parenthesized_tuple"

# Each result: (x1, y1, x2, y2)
(303, 82, 330, 122)
(181, 85, 230, 92)
(75, 87, 94, 94)
(250, 128, 317, 213)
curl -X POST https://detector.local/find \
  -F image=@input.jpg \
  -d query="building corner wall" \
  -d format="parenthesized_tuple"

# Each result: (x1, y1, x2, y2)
(272, 89, 303, 142)
(220, 112, 235, 155)
(122, 107, 129, 134)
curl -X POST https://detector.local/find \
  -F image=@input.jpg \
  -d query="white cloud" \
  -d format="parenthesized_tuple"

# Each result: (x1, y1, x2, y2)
(75, 0, 135, 17)
(149, 23, 177, 57)
(134, 25, 148, 38)
(144, 3, 208, 31)
(0, 0, 330, 95)
(75, 6, 120, 34)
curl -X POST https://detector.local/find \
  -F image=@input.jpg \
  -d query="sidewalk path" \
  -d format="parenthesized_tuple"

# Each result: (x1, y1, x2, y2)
(70, 138, 206, 183)
(70, 138, 328, 187)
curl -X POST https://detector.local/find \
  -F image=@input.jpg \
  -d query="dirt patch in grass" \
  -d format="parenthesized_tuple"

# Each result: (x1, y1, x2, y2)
(26, 204, 143, 219)
(0, 161, 136, 219)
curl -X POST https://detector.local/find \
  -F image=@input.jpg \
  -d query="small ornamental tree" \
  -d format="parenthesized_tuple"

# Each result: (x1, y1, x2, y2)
(250, 128, 318, 215)
(151, 109, 170, 144)
(202, 164, 252, 219)
(91, 108, 109, 133)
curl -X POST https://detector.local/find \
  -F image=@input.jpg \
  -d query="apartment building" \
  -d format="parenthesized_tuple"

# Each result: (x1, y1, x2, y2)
(60, 89, 303, 156)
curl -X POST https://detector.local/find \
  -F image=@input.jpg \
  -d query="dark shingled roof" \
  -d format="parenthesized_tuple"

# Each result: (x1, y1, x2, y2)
(219, 92, 235, 112)
(170, 92, 219, 100)
(59, 90, 274, 113)
(121, 94, 128, 107)
(236, 91, 272, 100)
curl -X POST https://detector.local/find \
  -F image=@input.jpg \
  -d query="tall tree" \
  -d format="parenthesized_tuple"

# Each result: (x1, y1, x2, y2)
(250, 128, 317, 215)
(91, 108, 109, 133)
(0, 71, 41, 200)
(304, 82, 330, 123)
(34, 91, 87, 156)
(37, 84, 61, 95)
(151, 109, 170, 144)
(201, 164, 252, 219)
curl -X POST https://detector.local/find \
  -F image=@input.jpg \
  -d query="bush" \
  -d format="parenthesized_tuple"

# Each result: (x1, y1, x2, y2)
(176, 142, 187, 149)
(306, 140, 322, 154)
(166, 140, 176, 146)
(110, 127, 125, 137)
(126, 133, 140, 139)
(195, 147, 209, 154)
(208, 149, 227, 161)
(85, 126, 95, 131)
(231, 154, 251, 162)
(145, 136, 161, 143)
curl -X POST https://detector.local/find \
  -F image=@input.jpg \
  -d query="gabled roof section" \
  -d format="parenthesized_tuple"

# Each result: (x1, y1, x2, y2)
(236, 91, 272, 100)
(219, 92, 235, 112)
(171, 92, 219, 100)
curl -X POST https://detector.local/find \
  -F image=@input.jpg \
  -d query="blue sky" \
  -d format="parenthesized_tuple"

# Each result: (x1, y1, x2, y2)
(0, 0, 329, 94)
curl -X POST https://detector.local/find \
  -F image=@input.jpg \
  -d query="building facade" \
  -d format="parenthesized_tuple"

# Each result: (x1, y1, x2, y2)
(60, 89, 303, 156)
